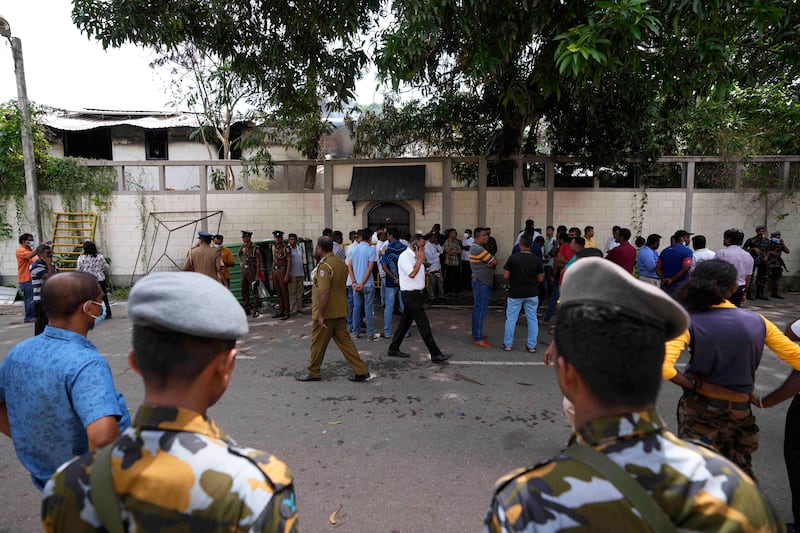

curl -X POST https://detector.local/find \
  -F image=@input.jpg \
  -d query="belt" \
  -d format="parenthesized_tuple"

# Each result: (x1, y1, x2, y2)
(401, 289, 423, 293)
(686, 391, 750, 411)
(273, 265, 287, 270)
(242, 264, 256, 269)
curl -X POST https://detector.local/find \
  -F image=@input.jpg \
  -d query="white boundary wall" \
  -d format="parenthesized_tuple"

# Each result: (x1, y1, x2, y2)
(2, 159, 799, 287)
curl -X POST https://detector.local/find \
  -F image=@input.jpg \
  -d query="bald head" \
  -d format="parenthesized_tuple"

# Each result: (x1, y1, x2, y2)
(42, 272, 102, 319)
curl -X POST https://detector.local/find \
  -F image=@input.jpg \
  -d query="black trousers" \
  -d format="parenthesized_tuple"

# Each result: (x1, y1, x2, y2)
(785, 395, 800, 523)
(33, 301, 48, 336)
(389, 290, 442, 357)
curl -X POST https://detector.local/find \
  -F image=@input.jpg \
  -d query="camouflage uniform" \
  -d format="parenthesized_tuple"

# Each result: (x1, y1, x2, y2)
(484, 410, 784, 532)
(42, 405, 298, 533)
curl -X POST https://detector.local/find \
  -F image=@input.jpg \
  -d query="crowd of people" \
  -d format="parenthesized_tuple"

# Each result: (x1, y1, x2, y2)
(4, 219, 800, 531)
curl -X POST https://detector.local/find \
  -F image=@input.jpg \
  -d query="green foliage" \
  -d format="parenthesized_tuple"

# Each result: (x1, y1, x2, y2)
(72, 0, 381, 189)
(0, 100, 115, 237)
(675, 83, 800, 156)
(39, 157, 116, 212)
(376, 0, 800, 166)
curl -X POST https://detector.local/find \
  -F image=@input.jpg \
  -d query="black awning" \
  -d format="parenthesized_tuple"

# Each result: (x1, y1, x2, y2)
(347, 165, 426, 202)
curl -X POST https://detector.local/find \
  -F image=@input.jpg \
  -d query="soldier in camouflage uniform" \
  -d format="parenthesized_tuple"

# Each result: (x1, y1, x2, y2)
(42, 272, 299, 532)
(485, 258, 784, 532)
(663, 259, 800, 480)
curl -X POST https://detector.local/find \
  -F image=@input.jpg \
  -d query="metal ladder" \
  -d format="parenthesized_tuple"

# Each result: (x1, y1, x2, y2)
(51, 212, 98, 270)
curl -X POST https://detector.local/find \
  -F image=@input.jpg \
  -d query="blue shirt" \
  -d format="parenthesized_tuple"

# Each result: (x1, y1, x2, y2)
(381, 240, 407, 288)
(637, 245, 659, 279)
(348, 241, 377, 288)
(0, 325, 130, 490)
(659, 244, 694, 286)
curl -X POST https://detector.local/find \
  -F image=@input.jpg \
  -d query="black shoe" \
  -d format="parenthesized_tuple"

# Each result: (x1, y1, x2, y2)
(757, 293, 770, 300)
(348, 373, 370, 382)
(280, 314, 290, 320)
(387, 349, 411, 358)
(272, 312, 283, 318)
(431, 353, 452, 363)
(294, 374, 321, 382)
(772, 292, 784, 299)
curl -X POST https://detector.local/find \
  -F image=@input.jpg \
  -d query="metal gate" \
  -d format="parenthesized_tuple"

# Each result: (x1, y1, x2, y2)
(368, 202, 410, 237)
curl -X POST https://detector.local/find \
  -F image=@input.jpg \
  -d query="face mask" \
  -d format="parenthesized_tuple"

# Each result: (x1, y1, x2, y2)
(213, 243, 221, 249)
(28, 240, 36, 248)
(771, 238, 780, 243)
(464, 234, 470, 239)
(84, 300, 107, 330)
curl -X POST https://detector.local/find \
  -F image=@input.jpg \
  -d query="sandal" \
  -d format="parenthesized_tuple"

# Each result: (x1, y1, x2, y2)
(527, 347, 536, 353)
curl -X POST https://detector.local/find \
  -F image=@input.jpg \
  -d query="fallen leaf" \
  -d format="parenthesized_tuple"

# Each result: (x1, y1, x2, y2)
(329, 511, 337, 524)
(327, 421, 342, 425)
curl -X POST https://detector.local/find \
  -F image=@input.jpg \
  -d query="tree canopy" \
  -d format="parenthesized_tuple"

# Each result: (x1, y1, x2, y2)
(70, 0, 800, 167)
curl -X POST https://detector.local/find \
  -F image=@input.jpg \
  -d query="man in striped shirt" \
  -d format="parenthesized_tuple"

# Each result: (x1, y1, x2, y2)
(470, 227, 498, 347)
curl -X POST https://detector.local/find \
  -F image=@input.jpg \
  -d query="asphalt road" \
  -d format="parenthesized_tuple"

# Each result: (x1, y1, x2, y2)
(1, 293, 799, 532)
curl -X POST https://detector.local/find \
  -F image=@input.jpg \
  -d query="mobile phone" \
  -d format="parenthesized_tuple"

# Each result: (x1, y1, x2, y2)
(412, 243, 419, 252)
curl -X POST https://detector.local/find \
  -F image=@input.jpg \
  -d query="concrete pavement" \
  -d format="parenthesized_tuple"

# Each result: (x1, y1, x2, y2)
(0, 292, 799, 532)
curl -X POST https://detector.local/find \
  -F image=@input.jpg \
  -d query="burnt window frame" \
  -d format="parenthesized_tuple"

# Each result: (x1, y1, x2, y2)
(145, 129, 169, 160)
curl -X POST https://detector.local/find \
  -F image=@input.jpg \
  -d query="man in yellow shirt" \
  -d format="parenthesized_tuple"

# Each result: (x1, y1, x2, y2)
(213, 234, 236, 288)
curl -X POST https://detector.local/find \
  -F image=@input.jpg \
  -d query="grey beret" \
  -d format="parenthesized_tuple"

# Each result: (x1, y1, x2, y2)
(560, 258, 688, 340)
(129, 272, 249, 339)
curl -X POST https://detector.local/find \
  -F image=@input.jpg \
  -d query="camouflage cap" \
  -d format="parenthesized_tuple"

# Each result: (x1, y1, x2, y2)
(129, 272, 248, 339)
(560, 257, 688, 340)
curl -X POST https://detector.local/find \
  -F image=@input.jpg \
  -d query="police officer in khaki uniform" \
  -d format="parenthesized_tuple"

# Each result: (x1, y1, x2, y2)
(271, 230, 291, 320)
(182, 230, 223, 282)
(42, 272, 299, 532)
(295, 237, 369, 382)
(237, 230, 262, 318)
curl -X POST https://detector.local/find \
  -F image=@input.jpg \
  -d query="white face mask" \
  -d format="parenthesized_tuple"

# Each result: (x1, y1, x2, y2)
(213, 243, 221, 249)
(84, 300, 107, 330)
(464, 234, 470, 239)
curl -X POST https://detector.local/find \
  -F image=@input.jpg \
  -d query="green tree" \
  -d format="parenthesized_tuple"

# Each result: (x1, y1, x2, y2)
(154, 45, 258, 190)
(71, 0, 381, 188)
(376, 0, 800, 166)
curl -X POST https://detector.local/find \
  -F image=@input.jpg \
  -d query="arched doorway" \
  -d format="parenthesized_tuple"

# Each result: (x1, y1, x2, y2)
(368, 202, 411, 238)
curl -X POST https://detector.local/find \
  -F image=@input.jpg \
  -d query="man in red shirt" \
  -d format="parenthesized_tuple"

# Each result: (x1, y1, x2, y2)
(605, 227, 637, 274)
(15, 233, 38, 323)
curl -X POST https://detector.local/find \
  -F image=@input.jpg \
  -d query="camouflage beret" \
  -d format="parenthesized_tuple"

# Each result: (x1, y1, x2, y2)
(560, 257, 688, 340)
(129, 272, 248, 339)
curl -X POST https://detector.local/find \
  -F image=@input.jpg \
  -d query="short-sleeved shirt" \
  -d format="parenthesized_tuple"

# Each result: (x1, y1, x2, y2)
(484, 410, 783, 532)
(348, 241, 377, 287)
(16, 244, 35, 283)
(184, 244, 223, 280)
(659, 244, 694, 286)
(716, 245, 753, 286)
(398, 247, 425, 291)
(424, 241, 443, 271)
(288, 244, 305, 277)
(238, 243, 262, 267)
(443, 238, 461, 266)
(381, 240, 407, 288)
(503, 253, 544, 299)
(0, 326, 130, 490)
(76, 253, 109, 281)
(470, 243, 496, 287)
(219, 246, 236, 280)
(312, 252, 348, 319)
(606, 241, 637, 274)
(461, 237, 474, 262)
(30, 260, 58, 303)
(42, 405, 298, 533)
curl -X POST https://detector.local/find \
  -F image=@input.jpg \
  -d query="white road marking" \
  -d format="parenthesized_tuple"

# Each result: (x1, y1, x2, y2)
(451, 361, 546, 366)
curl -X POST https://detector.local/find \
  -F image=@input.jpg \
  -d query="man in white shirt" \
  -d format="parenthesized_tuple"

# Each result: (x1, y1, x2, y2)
(386, 234, 452, 363)
(604, 225, 621, 253)
(715, 228, 754, 307)
(691, 235, 716, 268)
(461, 229, 474, 292)
(424, 233, 444, 300)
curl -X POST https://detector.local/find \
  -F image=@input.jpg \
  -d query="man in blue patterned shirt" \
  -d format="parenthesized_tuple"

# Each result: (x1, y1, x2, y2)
(0, 271, 129, 490)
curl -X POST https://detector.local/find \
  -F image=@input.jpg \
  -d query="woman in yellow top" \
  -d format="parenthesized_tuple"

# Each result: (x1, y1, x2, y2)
(662, 259, 800, 480)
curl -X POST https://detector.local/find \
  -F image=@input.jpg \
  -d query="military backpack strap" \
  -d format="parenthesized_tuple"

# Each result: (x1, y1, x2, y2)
(563, 444, 676, 533)
(89, 443, 125, 533)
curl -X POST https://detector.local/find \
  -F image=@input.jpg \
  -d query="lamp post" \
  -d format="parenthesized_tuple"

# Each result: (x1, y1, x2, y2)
(0, 15, 42, 241)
